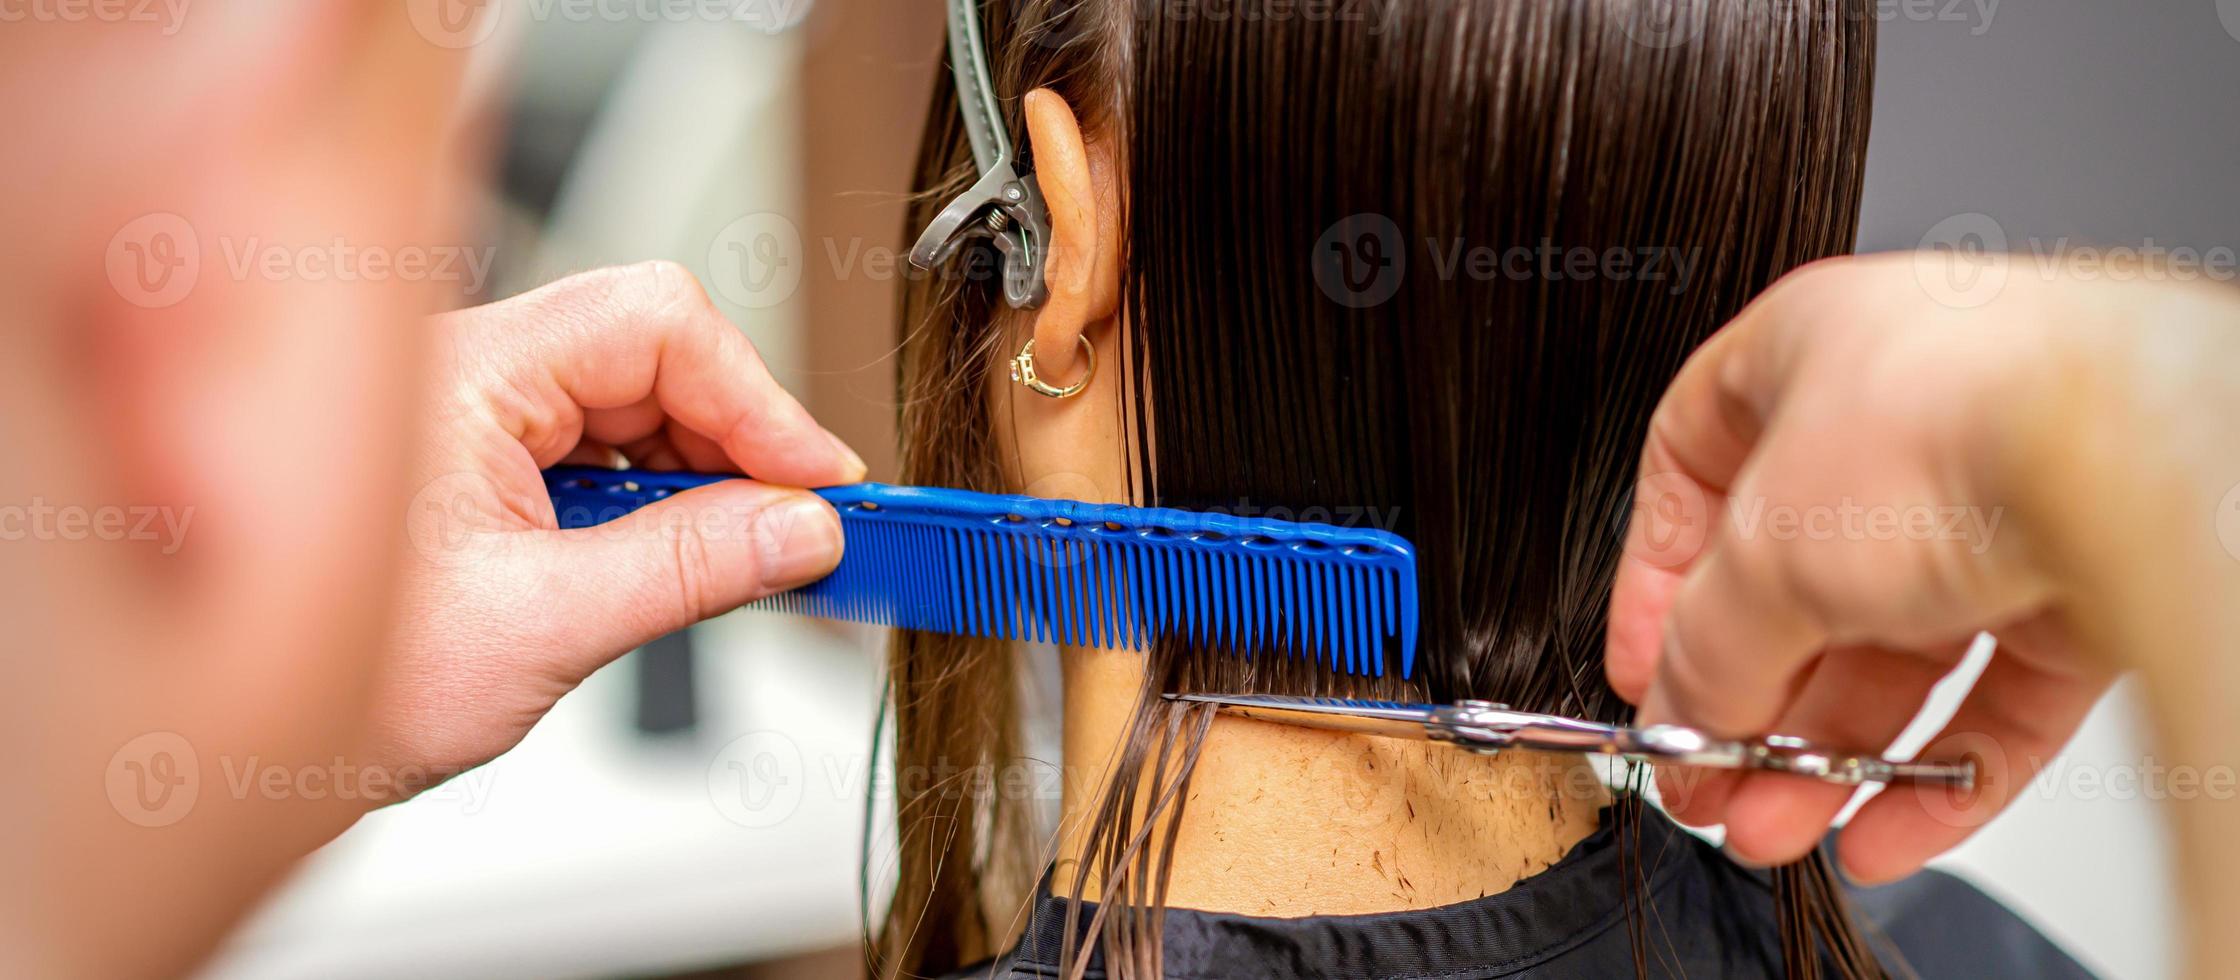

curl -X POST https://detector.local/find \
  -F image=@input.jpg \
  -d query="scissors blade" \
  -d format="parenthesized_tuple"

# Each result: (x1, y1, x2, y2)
(1168, 694, 1976, 788)
(1163, 694, 1437, 741)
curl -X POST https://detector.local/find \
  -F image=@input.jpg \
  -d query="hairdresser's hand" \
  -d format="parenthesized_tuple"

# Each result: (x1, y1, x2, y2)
(1604, 252, 2240, 883)
(375, 263, 866, 797)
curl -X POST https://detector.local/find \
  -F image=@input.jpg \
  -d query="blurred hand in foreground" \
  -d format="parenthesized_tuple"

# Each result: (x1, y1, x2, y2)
(1605, 252, 2240, 958)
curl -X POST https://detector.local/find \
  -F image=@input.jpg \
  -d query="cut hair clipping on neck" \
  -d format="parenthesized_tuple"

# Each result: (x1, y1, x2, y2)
(908, 0, 1052, 309)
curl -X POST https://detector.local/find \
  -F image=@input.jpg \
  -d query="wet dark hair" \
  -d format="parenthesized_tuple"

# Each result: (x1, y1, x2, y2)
(877, 1, 1883, 978)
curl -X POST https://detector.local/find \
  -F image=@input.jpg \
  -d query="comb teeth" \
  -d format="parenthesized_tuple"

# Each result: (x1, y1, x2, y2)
(544, 469, 1419, 678)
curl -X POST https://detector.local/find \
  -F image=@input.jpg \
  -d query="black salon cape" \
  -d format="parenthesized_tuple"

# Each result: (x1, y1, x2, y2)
(942, 803, 2092, 979)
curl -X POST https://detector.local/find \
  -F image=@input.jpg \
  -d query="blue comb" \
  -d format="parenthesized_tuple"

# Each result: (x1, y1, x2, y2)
(544, 467, 1420, 677)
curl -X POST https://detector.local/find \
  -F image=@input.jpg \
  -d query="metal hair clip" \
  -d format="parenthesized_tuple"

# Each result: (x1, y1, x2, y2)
(1165, 694, 1975, 789)
(908, 0, 1052, 309)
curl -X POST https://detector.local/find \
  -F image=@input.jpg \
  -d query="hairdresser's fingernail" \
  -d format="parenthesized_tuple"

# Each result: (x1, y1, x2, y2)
(758, 493, 844, 591)
(825, 429, 869, 482)
(1722, 843, 1773, 871)
(1835, 852, 1907, 888)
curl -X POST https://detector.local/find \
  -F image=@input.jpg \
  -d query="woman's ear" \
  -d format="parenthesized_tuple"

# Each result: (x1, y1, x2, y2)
(995, 88, 1128, 508)
(1023, 88, 1120, 385)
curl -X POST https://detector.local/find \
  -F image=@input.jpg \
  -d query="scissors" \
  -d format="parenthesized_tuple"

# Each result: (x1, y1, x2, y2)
(1165, 694, 1975, 789)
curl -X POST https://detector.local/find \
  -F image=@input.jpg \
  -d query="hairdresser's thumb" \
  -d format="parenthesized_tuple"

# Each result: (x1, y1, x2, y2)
(513, 479, 842, 666)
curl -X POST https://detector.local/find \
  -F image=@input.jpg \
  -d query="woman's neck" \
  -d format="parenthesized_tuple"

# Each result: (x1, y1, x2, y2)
(1054, 644, 1609, 917)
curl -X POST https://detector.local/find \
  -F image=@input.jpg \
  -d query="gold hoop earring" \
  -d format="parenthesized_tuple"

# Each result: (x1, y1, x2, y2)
(1011, 336, 1095, 399)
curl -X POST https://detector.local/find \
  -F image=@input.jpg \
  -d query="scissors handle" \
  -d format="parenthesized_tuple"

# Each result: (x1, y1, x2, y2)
(1433, 701, 1976, 789)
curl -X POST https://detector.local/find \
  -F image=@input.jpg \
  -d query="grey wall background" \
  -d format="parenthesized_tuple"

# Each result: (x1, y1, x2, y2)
(1859, 0, 2240, 253)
